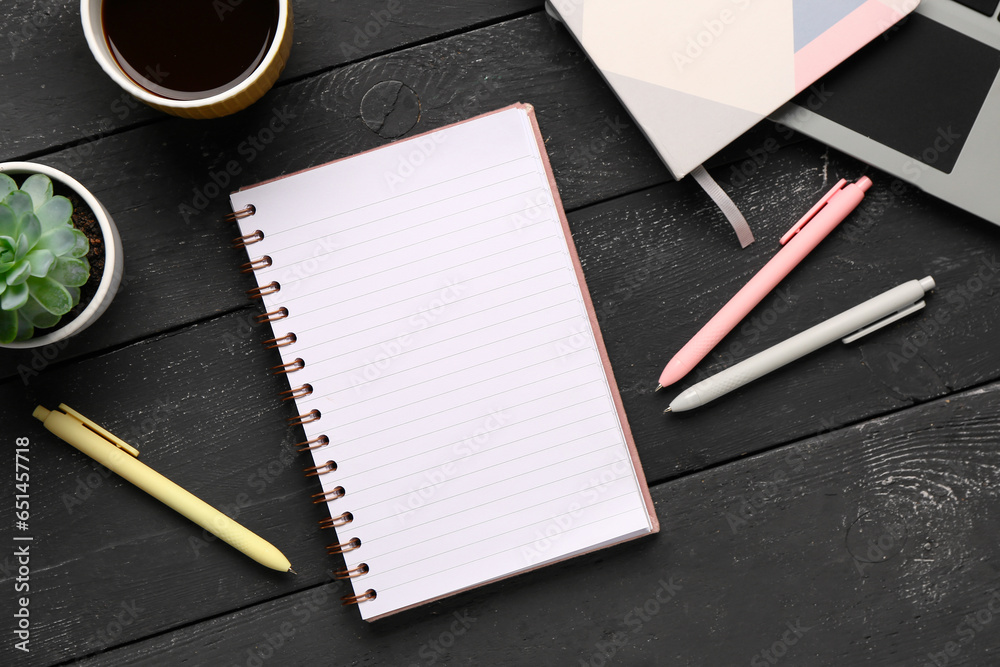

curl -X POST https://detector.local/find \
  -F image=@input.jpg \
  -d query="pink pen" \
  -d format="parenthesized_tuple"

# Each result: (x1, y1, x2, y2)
(657, 176, 873, 390)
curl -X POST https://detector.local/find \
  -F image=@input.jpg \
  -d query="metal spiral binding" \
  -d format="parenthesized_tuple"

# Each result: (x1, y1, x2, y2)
(312, 486, 345, 504)
(240, 255, 273, 273)
(247, 281, 280, 299)
(295, 434, 328, 451)
(320, 512, 353, 529)
(226, 204, 257, 222)
(280, 384, 313, 401)
(229, 204, 375, 605)
(264, 333, 297, 349)
(342, 590, 377, 606)
(288, 408, 320, 425)
(327, 537, 362, 555)
(303, 460, 337, 476)
(333, 563, 368, 579)
(256, 308, 289, 324)
(273, 358, 304, 375)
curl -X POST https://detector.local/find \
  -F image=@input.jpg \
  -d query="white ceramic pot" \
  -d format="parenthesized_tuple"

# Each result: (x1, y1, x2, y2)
(0, 162, 124, 349)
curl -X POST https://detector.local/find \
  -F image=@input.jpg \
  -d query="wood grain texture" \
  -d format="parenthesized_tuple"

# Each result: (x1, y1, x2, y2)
(573, 139, 1000, 484)
(0, 13, 782, 381)
(0, 0, 541, 159)
(41, 381, 1000, 667)
(2, 3, 1000, 666)
(0, 310, 331, 666)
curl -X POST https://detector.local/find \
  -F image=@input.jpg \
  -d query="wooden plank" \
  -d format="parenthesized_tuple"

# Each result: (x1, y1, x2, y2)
(570, 138, 1000, 483)
(5, 136, 999, 488)
(61, 381, 1000, 666)
(0, 12, 771, 379)
(0, 310, 333, 666)
(0, 0, 541, 159)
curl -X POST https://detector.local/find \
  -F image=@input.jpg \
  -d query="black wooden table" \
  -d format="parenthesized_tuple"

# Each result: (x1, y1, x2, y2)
(3, 3, 1000, 665)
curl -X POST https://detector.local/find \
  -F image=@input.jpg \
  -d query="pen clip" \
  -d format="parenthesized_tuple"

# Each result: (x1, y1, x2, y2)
(58, 404, 140, 457)
(780, 179, 847, 245)
(841, 300, 926, 344)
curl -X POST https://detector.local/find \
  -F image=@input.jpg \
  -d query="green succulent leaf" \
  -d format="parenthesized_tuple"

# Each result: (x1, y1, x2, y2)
(0, 204, 16, 238)
(68, 229, 89, 258)
(19, 295, 60, 329)
(0, 308, 16, 344)
(14, 234, 29, 262)
(0, 241, 13, 269)
(35, 227, 75, 256)
(26, 275, 72, 315)
(6, 260, 30, 286)
(35, 195, 72, 232)
(65, 285, 80, 306)
(14, 311, 33, 342)
(5, 191, 33, 219)
(0, 174, 16, 203)
(49, 257, 90, 287)
(25, 249, 55, 277)
(19, 212, 41, 250)
(0, 281, 5, 296)
(1, 281, 28, 311)
(20, 174, 53, 210)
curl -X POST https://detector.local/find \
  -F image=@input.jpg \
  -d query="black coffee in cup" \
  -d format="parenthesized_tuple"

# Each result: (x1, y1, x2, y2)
(102, 0, 280, 101)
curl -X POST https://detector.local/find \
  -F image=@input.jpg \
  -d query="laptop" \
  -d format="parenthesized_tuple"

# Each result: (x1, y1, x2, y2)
(771, 0, 1000, 225)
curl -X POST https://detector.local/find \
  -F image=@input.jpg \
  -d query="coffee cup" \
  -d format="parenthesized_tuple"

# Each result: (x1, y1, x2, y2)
(80, 0, 293, 119)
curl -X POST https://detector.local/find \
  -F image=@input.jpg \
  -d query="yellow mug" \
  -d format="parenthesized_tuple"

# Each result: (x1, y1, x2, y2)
(80, 0, 293, 119)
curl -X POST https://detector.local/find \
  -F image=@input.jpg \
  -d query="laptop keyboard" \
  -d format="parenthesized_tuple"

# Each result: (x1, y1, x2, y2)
(947, 0, 999, 18)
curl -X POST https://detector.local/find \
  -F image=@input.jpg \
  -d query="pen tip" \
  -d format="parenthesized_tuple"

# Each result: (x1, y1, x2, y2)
(655, 384, 663, 392)
(288, 568, 297, 575)
(664, 407, 672, 414)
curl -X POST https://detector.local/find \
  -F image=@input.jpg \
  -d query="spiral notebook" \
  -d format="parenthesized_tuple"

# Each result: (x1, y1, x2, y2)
(229, 104, 658, 621)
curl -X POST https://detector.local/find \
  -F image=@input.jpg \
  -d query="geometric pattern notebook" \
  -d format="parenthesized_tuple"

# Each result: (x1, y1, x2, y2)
(229, 104, 658, 620)
(549, 0, 919, 178)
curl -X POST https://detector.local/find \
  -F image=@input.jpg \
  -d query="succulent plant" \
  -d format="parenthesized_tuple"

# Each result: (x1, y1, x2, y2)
(0, 173, 90, 344)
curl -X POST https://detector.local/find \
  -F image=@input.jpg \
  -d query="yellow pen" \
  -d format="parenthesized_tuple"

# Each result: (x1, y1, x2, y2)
(33, 404, 294, 574)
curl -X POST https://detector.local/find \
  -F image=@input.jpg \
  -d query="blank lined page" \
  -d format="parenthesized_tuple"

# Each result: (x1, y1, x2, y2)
(232, 106, 655, 620)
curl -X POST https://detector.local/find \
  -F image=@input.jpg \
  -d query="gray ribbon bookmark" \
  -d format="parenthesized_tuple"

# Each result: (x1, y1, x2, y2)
(690, 165, 755, 248)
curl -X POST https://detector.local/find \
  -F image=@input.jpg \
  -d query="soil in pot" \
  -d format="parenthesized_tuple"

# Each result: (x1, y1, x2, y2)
(29, 183, 107, 338)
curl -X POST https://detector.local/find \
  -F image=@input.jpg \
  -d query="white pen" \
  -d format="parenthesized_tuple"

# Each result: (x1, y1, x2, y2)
(666, 276, 936, 412)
